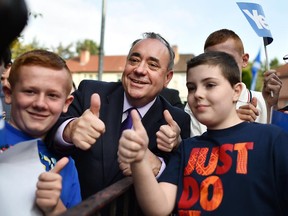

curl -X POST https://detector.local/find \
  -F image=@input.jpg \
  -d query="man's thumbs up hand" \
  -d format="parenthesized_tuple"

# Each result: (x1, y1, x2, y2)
(156, 110, 181, 152)
(89, 93, 101, 117)
(64, 93, 106, 150)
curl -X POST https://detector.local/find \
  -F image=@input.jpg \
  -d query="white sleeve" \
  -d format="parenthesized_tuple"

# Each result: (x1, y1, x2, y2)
(184, 103, 207, 136)
(156, 157, 166, 179)
(54, 118, 77, 146)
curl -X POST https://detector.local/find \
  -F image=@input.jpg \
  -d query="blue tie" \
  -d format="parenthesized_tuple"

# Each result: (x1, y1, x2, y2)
(121, 108, 134, 133)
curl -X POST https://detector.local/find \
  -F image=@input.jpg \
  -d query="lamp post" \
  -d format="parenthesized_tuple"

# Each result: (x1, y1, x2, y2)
(97, 0, 106, 81)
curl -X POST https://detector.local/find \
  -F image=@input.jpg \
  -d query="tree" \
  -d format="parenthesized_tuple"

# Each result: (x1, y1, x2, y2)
(242, 67, 252, 89)
(10, 38, 46, 59)
(52, 42, 76, 60)
(76, 39, 99, 55)
(269, 57, 279, 69)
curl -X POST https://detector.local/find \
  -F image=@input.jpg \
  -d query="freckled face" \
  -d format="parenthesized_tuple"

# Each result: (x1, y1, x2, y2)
(122, 38, 173, 107)
(7, 65, 73, 138)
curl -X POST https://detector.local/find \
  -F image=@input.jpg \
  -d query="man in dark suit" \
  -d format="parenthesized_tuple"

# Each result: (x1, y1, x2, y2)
(46, 32, 191, 200)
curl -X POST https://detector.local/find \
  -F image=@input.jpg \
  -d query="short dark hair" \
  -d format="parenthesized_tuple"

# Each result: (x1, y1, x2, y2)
(187, 51, 240, 87)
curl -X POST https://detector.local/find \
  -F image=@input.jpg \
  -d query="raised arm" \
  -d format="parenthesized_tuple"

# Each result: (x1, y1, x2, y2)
(62, 93, 105, 150)
(118, 110, 176, 215)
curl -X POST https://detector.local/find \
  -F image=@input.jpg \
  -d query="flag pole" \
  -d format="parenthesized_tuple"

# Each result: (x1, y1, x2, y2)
(263, 38, 274, 124)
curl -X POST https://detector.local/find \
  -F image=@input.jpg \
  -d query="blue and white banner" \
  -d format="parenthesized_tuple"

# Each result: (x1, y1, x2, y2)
(250, 48, 261, 90)
(237, 2, 273, 45)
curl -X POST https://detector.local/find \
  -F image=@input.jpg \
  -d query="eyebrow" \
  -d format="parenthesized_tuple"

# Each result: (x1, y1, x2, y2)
(187, 76, 220, 84)
(129, 52, 160, 64)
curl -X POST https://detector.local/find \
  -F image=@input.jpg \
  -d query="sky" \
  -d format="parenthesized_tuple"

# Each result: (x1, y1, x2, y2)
(22, 0, 287, 64)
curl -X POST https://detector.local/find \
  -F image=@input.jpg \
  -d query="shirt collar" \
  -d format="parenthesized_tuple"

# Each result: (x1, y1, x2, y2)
(123, 93, 156, 118)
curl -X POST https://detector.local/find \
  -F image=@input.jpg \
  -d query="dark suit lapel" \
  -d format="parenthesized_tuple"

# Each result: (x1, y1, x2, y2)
(141, 97, 165, 150)
(101, 85, 124, 183)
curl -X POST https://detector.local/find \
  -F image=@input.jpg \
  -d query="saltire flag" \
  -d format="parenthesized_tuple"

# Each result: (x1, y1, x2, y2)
(236, 2, 273, 45)
(250, 48, 261, 90)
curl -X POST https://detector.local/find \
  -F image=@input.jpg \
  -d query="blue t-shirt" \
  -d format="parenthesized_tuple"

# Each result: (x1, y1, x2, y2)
(1, 122, 82, 208)
(159, 122, 288, 215)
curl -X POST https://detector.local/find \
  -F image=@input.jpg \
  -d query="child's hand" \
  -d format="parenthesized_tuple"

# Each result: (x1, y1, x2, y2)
(36, 157, 68, 216)
(237, 97, 259, 122)
(118, 109, 149, 164)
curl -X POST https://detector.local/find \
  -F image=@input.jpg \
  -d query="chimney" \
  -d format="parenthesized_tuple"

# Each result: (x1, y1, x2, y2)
(80, 49, 90, 65)
(172, 45, 179, 64)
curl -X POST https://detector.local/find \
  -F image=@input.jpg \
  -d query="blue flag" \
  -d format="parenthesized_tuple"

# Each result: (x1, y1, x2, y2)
(237, 2, 273, 45)
(250, 48, 261, 90)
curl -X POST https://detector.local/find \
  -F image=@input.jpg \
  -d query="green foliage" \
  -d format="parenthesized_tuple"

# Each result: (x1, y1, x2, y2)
(10, 38, 99, 60)
(10, 38, 47, 59)
(76, 39, 99, 55)
(251, 57, 281, 91)
(11, 10, 99, 60)
(242, 68, 252, 88)
(269, 57, 279, 69)
(51, 42, 76, 60)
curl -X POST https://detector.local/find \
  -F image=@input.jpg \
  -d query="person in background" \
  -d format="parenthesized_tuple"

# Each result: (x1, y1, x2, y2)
(45, 32, 191, 201)
(185, 29, 282, 136)
(1, 49, 81, 215)
(0, 48, 12, 120)
(276, 54, 288, 114)
(118, 51, 288, 215)
(160, 87, 184, 109)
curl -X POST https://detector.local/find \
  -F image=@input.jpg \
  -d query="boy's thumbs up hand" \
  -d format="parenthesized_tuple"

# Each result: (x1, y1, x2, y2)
(118, 109, 149, 164)
(36, 157, 69, 215)
(50, 157, 69, 174)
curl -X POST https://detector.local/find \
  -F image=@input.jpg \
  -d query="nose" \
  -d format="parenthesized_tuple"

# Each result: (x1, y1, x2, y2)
(32, 94, 47, 110)
(194, 86, 204, 99)
(134, 61, 147, 75)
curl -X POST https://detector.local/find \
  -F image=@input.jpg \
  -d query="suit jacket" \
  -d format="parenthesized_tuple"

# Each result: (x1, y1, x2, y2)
(160, 87, 184, 109)
(46, 80, 190, 199)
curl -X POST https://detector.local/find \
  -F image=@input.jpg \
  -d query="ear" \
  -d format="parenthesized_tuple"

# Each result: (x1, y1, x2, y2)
(62, 95, 74, 113)
(233, 82, 243, 103)
(164, 70, 173, 87)
(2, 84, 12, 104)
(242, 53, 249, 68)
